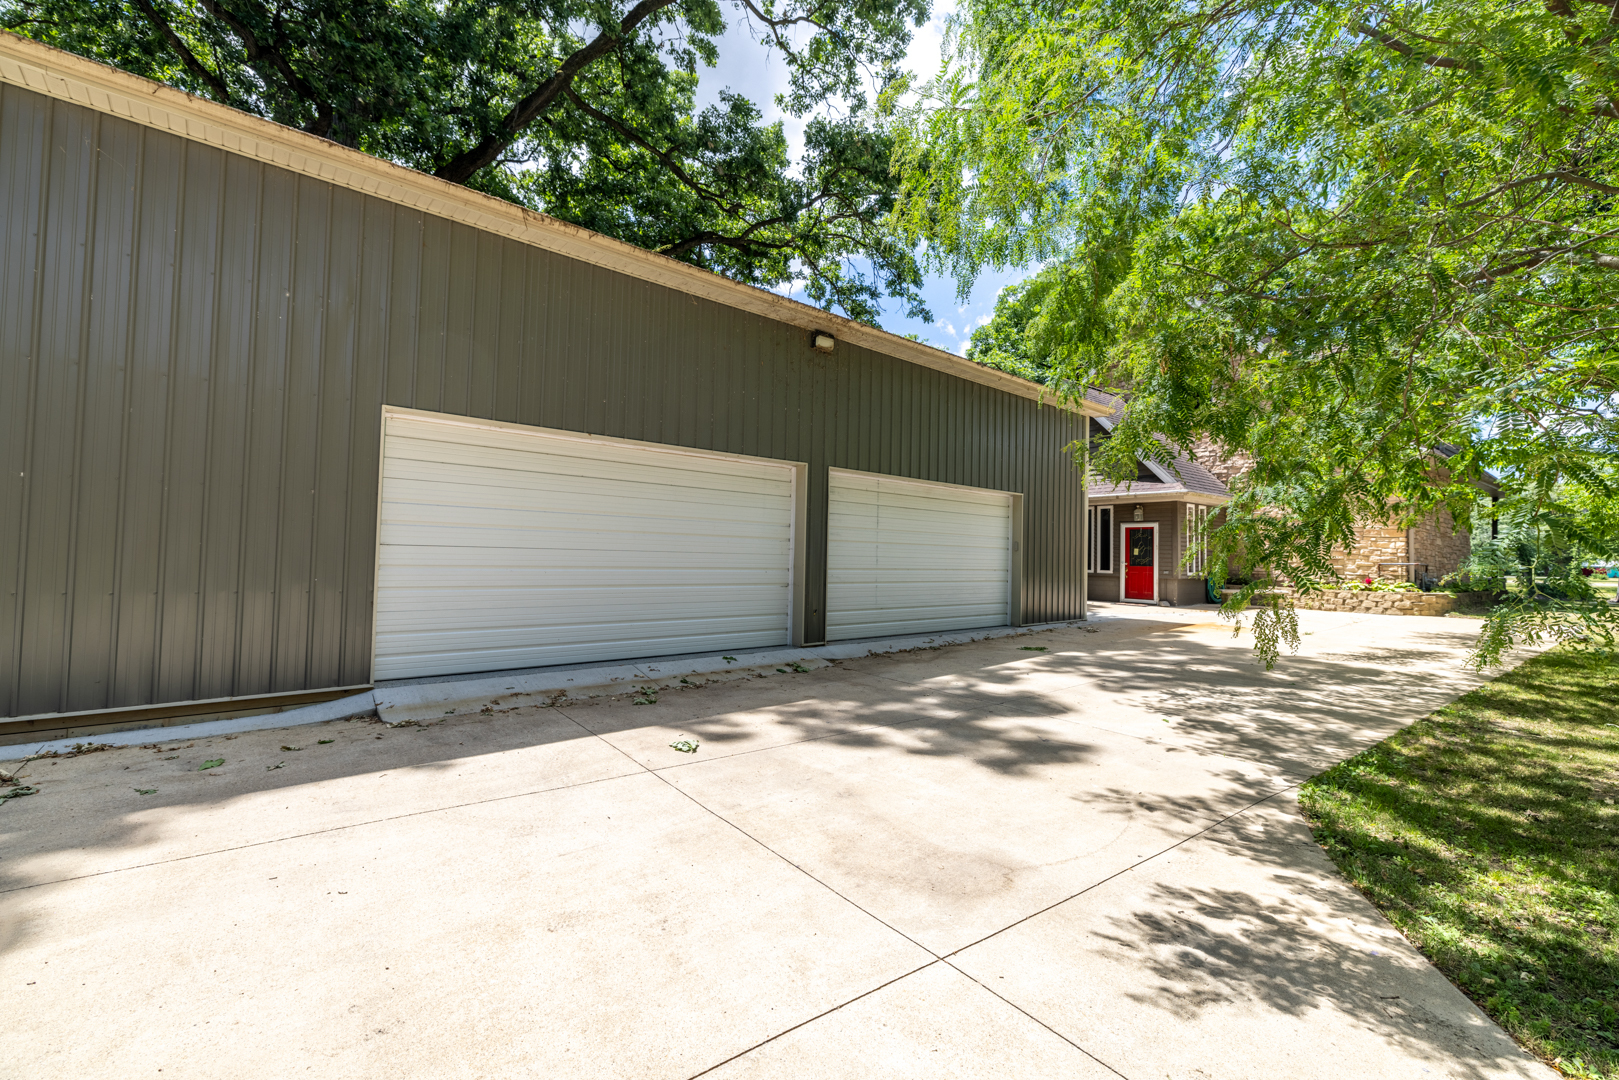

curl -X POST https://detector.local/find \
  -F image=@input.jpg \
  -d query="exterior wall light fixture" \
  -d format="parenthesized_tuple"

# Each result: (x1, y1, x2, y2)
(811, 331, 836, 353)
(1133, 505, 1144, 522)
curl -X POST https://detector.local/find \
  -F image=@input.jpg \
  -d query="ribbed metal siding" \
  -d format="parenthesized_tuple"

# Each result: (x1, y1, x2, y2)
(0, 84, 1088, 719)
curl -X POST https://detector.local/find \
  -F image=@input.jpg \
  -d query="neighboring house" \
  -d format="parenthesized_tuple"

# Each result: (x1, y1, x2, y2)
(1086, 390, 1498, 606)
(0, 34, 1108, 742)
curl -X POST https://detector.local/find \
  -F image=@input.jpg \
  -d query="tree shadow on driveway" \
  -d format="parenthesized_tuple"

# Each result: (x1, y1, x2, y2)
(954, 797, 1556, 1079)
(0, 614, 1521, 993)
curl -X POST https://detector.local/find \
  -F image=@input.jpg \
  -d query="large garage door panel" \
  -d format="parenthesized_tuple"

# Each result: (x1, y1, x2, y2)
(386, 434, 792, 496)
(386, 456, 793, 511)
(826, 471, 1012, 642)
(378, 627, 789, 679)
(374, 415, 795, 680)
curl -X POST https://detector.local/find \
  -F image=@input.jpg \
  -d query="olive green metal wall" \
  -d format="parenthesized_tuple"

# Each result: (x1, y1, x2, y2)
(0, 83, 1088, 720)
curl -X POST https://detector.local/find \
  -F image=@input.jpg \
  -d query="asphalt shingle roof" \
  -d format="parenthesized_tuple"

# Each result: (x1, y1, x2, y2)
(1083, 388, 1230, 501)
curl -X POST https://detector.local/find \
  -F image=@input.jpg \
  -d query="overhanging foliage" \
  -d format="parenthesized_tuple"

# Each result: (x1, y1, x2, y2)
(889, 0, 1619, 665)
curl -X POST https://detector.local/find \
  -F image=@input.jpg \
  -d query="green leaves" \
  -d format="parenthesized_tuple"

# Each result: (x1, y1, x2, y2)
(198, 759, 224, 771)
(4, 0, 931, 321)
(894, 0, 1619, 667)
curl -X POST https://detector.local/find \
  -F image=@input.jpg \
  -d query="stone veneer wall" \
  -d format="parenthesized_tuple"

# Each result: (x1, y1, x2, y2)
(1189, 437, 1254, 486)
(1332, 525, 1409, 582)
(1328, 509, 1473, 584)
(1190, 439, 1476, 585)
(1410, 505, 1472, 580)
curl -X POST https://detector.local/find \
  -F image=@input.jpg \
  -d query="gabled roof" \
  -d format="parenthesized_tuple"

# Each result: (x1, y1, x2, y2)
(1083, 389, 1230, 501)
(0, 32, 1111, 420)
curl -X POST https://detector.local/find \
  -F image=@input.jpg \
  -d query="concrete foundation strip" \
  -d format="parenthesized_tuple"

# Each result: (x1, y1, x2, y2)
(15, 621, 1089, 758)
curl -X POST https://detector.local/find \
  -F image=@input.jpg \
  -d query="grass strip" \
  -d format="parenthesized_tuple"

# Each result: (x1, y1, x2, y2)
(1300, 648, 1619, 1079)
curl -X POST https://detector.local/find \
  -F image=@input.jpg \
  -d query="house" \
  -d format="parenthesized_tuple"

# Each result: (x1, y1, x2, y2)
(0, 33, 1107, 742)
(1083, 390, 1230, 606)
(1084, 389, 1494, 606)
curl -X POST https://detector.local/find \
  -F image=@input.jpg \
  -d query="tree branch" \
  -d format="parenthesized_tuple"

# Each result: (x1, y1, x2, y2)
(434, 0, 681, 184)
(128, 0, 231, 101)
(562, 87, 741, 214)
(734, 0, 831, 35)
(1467, 244, 1619, 283)
(660, 219, 798, 259)
(198, 0, 332, 137)
(1353, 22, 1480, 71)
(1456, 170, 1619, 209)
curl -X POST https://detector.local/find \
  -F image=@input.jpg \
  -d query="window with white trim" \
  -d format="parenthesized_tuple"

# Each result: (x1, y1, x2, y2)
(1187, 504, 1210, 576)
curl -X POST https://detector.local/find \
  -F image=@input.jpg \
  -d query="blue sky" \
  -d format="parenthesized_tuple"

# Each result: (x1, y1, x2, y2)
(692, 2, 1030, 355)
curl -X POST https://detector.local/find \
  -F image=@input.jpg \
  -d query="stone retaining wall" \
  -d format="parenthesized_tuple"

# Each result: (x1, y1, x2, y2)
(1225, 589, 1494, 616)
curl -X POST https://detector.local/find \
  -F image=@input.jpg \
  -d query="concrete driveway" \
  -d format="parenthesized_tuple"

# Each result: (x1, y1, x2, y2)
(2, 606, 1557, 1080)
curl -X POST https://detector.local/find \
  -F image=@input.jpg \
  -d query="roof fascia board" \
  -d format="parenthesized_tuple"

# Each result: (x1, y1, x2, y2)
(0, 32, 1107, 419)
(1088, 491, 1230, 506)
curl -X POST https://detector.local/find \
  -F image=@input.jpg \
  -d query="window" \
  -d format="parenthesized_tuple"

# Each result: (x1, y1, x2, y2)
(1128, 527, 1154, 567)
(1097, 506, 1113, 573)
(1187, 504, 1209, 576)
(1086, 507, 1104, 572)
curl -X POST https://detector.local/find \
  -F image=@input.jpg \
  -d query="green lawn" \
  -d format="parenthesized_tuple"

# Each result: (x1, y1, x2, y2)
(1300, 649, 1619, 1079)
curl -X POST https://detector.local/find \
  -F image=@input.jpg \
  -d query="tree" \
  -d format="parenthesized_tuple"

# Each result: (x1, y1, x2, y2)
(963, 268, 1056, 383)
(2, 0, 931, 323)
(888, 0, 1619, 665)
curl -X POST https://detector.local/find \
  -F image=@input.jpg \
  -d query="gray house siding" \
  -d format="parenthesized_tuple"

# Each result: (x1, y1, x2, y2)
(1, 84, 1088, 722)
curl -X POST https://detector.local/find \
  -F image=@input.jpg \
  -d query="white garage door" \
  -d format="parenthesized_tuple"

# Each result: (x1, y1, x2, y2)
(374, 411, 796, 680)
(826, 470, 1013, 641)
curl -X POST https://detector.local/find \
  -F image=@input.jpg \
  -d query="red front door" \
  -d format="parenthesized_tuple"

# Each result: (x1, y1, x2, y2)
(1124, 525, 1155, 600)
